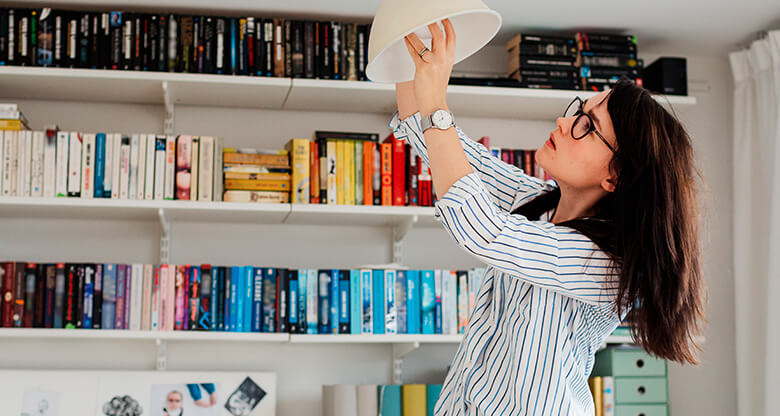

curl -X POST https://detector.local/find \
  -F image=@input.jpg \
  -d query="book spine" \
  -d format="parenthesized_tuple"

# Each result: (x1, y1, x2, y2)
(262, 268, 276, 332)
(326, 140, 337, 204)
(209, 265, 218, 331)
(457, 270, 468, 333)
(198, 136, 214, 201)
(286, 138, 310, 203)
(251, 267, 263, 332)
(101, 264, 116, 329)
(135, 134, 146, 200)
(296, 269, 307, 334)
(273, 18, 284, 77)
(67, 132, 81, 196)
(1, 132, 14, 196)
(602, 376, 615, 416)
(94, 133, 106, 197)
(32, 265, 45, 328)
(219, 267, 227, 331)
(338, 270, 350, 334)
(118, 136, 130, 199)
(407, 270, 420, 334)
(110, 134, 121, 198)
(350, 270, 361, 334)
(309, 139, 319, 203)
(284, 20, 292, 78)
(190, 137, 199, 200)
(20, 131, 31, 197)
(81, 133, 95, 198)
(380, 142, 392, 206)
(384, 269, 397, 334)
(52, 263, 65, 328)
(174, 265, 186, 330)
(277, 268, 289, 333)
(306, 269, 318, 334)
(421, 270, 435, 334)
(434, 270, 443, 334)
(230, 266, 240, 332)
(30, 131, 44, 196)
(317, 270, 329, 333)
(164, 135, 175, 200)
(92, 264, 102, 329)
(115, 264, 125, 329)
(288, 270, 299, 333)
(175, 135, 192, 200)
(360, 269, 372, 334)
(212, 137, 223, 201)
(328, 269, 338, 334)
(63, 264, 76, 328)
(82, 264, 94, 328)
(395, 270, 407, 334)
(144, 134, 155, 200)
(372, 269, 384, 334)
(154, 136, 166, 200)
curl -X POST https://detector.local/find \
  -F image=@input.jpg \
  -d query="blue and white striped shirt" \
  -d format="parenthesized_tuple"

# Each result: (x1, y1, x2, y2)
(390, 112, 624, 415)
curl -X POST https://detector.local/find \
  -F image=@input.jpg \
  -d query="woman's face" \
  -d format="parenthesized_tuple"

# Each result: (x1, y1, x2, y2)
(535, 90, 618, 193)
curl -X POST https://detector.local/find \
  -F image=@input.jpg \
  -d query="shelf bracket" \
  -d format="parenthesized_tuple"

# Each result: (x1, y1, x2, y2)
(391, 341, 420, 385)
(156, 338, 168, 371)
(391, 215, 418, 265)
(158, 208, 171, 264)
(162, 80, 175, 135)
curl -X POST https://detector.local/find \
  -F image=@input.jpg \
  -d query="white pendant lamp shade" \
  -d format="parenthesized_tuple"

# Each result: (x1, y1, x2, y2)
(366, 0, 502, 83)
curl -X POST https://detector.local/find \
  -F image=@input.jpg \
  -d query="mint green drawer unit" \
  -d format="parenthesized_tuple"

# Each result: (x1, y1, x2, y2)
(615, 404, 668, 416)
(593, 347, 667, 377)
(614, 377, 668, 404)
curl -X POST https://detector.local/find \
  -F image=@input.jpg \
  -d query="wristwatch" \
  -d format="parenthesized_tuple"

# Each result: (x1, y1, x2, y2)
(421, 109, 456, 133)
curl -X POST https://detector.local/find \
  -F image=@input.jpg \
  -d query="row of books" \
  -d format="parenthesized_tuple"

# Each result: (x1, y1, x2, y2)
(0, 262, 486, 335)
(0, 8, 371, 81)
(588, 376, 616, 416)
(0, 128, 225, 201)
(323, 384, 442, 416)
(505, 32, 643, 91)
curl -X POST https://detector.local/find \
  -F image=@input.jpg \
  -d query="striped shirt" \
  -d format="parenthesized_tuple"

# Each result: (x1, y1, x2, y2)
(390, 112, 624, 415)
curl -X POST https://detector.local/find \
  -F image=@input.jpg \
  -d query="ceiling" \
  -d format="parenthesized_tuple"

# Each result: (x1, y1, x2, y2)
(14, 0, 780, 55)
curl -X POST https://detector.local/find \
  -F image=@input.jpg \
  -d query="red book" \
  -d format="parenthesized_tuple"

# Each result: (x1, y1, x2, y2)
(310, 140, 320, 204)
(380, 142, 393, 206)
(174, 265, 187, 330)
(34, 264, 46, 328)
(419, 163, 432, 207)
(64, 264, 76, 329)
(1, 263, 15, 327)
(363, 141, 375, 206)
(383, 133, 406, 206)
(523, 150, 534, 176)
(478, 136, 490, 150)
(407, 147, 419, 206)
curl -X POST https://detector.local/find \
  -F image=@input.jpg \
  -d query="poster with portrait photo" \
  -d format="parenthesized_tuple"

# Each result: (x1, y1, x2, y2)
(150, 383, 221, 416)
(224, 377, 267, 416)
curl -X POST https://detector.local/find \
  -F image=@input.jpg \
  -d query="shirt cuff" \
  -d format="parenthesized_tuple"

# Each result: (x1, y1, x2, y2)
(388, 111, 421, 142)
(434, 172, 485, 218)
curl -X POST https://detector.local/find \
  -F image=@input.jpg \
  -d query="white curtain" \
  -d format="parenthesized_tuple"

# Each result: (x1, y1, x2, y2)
(729, 30, 780, 416)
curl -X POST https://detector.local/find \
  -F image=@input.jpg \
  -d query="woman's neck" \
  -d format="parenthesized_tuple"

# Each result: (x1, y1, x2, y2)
(552, 186, 604, 224)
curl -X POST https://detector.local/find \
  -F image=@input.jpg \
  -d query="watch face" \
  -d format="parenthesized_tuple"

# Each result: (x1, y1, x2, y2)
(432, 110, 452, 129)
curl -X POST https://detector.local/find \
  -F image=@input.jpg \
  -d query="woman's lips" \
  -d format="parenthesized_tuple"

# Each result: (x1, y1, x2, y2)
(547, 134, 556, 150)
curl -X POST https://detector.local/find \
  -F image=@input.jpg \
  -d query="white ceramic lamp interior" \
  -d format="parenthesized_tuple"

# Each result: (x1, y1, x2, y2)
(366, 0, 502, 83)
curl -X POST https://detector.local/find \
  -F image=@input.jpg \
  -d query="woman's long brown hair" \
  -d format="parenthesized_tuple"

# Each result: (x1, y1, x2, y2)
(513, 79, 706, 364)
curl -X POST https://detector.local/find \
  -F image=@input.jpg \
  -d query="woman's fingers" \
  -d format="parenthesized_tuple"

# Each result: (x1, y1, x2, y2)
(428, 22, 445, 53)
(442, 19, 456, 55)
(403, 36, 424, 65)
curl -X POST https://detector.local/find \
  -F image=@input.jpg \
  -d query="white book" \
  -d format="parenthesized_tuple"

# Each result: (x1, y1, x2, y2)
(1, 131, 12, 196)
(8, 131, 18, 196)
(80, 133, 95, 199)
(103, 134, 113, 197)
(144, 134, 156, 200)
(198, 136, 214, 201)
(0, 132, 4, 196)
(18, 130, 32, 197)
(356, 384, 378, 416)
(154, 136, 166, 200)
(322, 385, 358, 416)
(111, 133, 121, 199)
(0, 103, 18, 112)
(327, 140, 337, 204)
(384, 269, 397, 334)
(55, 131, 69, 197)
(130, 263, 144, 331)
(42, 129, 57, 197)
(30, 131, 44, 197)
(445, 270, 459, 335)
(164, 135, 175, 200)
(602, 376, 615, 416)
(190, 136, 199, 201)
(151, 265, 160, 331)
(159, 265, 168, 331)
(307, 269, 319, 334)
(67, 132, 82, 196)
(360, 269, 373, 334)
(141, 264, 153, 331)
(136, 134, 147, 200)
(128, 133, 139, 200)
(213, 136, 223, 201)
(119, 136, 130, 199)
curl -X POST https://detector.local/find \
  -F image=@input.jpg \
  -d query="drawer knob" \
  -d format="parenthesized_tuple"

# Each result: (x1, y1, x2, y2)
(636, 359, 645, 368)
(637, 386, 646, 395)
(638, 413, 646, 416)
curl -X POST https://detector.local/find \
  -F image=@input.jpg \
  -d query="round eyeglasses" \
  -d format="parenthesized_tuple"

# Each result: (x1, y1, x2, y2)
(563, 97, 616, 153)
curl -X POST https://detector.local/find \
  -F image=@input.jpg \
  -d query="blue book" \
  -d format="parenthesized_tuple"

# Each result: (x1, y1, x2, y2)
(427, 384, 443, 416)
(297, 269, 307, 334)
(231, 266, 240, 332)
(262, 268, 277, 333)
(83, 265, 94, 329)
(407, 270, 421, 334)
(421, 270, 436, 334)
(434, 271, 442, 334)
(102, 264, 116, 330)
(230, 19, 237, 73)
(349, 270, 361, 334)
(384, 269, 397, 334)
(306, 269, 319, 334)
(329, 269, 339, 334)
(210, 266, 219, 331)
(251, 267, 263, 332)
(338, 270, 350, 333)
(317, 270, 330, 334)
(289, 270, 299, 333)
(378, 385, 402, 416)
(396, 270, 408, 334)
(361, 269, 372, 334)
(223, 267, 232, 331)
(94, 133, 106, 197)
(372, 269, 385, 334)
(244, 266, 253, 332)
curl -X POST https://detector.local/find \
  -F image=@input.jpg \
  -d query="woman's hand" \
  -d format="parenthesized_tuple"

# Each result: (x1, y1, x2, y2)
(403, 19, 456, 117)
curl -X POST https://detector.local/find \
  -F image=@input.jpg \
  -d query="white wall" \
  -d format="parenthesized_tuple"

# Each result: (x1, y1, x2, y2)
(0, 45, 736, 415)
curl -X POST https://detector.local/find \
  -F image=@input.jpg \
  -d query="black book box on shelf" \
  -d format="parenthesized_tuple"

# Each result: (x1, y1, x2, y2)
(642, 57, 688, 96)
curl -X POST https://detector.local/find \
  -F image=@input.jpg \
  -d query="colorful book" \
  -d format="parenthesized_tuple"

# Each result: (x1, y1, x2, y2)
(372, 269, 385, 334)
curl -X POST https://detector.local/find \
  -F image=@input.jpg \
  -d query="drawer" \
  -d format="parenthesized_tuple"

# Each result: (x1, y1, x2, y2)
(615, 404, 668, 416)
(593, 347, 667, 377)
(615, 377, 668, 404)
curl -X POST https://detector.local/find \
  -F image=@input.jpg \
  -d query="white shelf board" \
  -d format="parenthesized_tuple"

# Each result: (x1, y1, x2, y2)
(0, 197, 162, 221)
(286, 203, 438, 228)
(289, 334, 463, 344)
(0, 67, 696, 119)
(162, 200, 291, 224)
(0, 328, 289, 342)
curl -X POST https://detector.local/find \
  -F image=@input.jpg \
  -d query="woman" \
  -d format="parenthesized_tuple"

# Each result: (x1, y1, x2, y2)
(391, 19, 705, 415)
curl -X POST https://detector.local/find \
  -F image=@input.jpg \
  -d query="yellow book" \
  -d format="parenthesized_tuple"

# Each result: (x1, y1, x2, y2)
(336, 140, 345, 205)
(402, 384, 426, 416)
(285, 138, 310, 204)
(588, 377, 603, 416)
(223, 178, 291, 192)
(0, 119, 26, 130)
(345, 140, 355, 205)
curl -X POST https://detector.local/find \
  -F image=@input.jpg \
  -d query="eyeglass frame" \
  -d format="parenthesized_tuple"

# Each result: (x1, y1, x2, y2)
(563, 96, 616, 153)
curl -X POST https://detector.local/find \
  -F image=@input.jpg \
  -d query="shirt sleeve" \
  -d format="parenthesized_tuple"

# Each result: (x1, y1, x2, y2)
(435, 172, 619, 305)
(389, 111, 558, 213)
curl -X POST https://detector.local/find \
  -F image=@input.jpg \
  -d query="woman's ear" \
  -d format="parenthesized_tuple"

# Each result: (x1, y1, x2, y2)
(601, 175, 617, 193)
